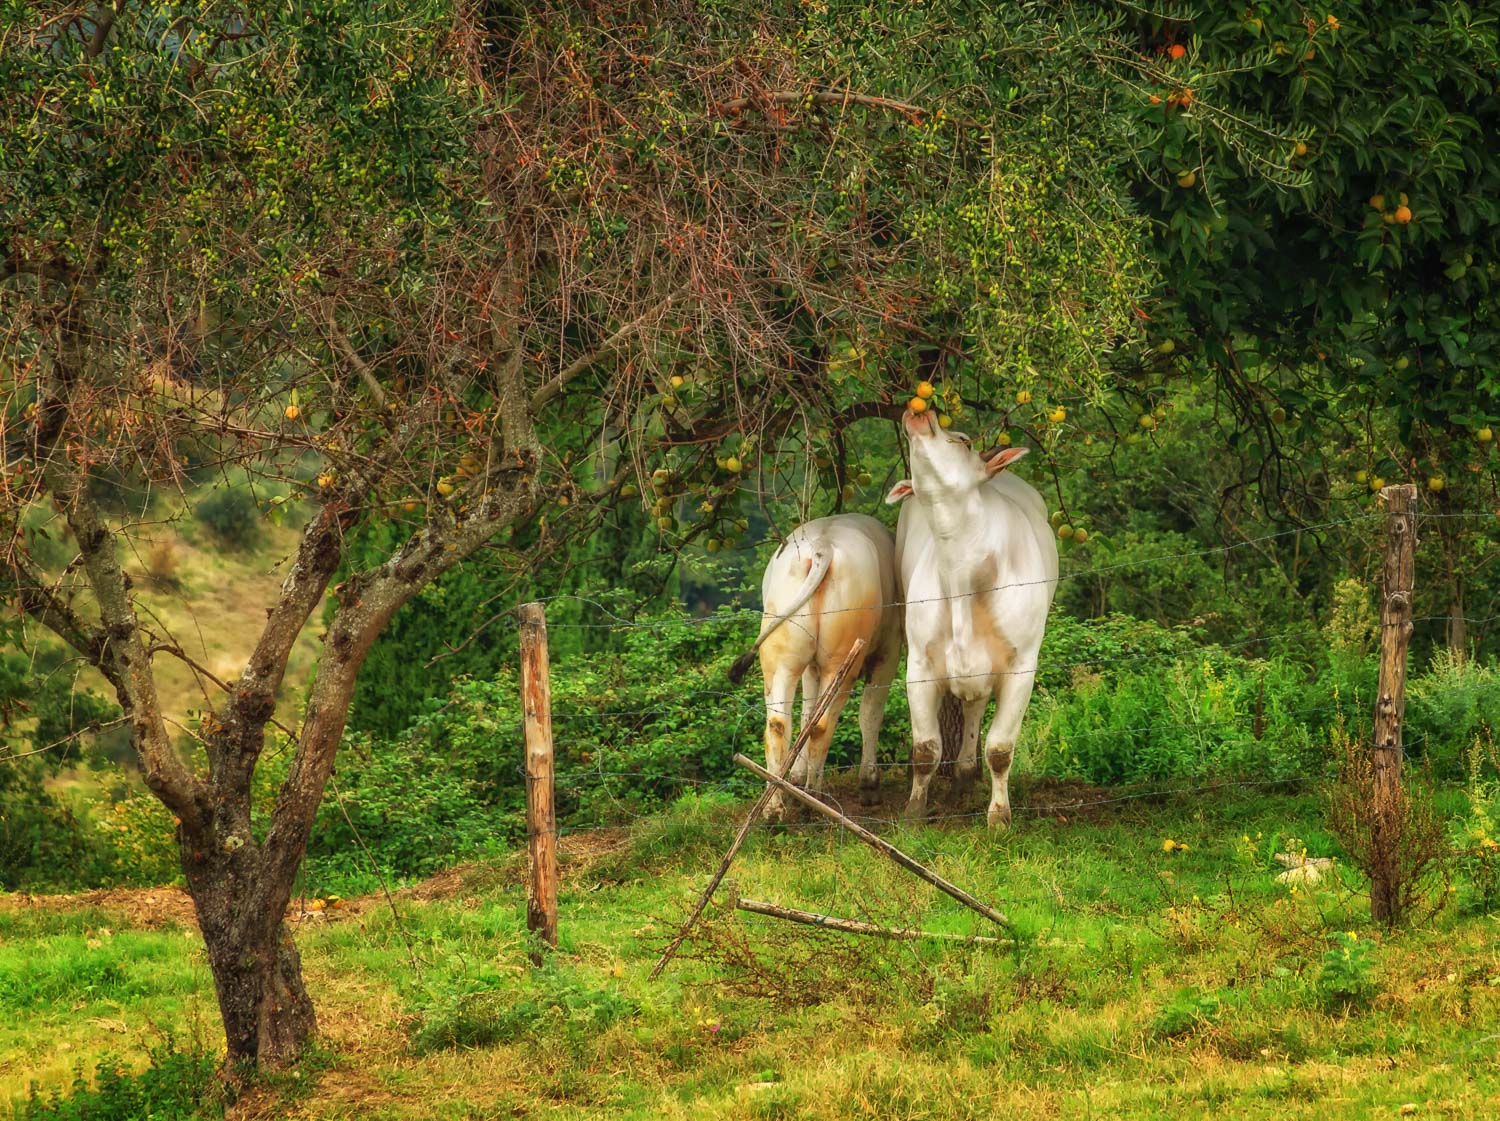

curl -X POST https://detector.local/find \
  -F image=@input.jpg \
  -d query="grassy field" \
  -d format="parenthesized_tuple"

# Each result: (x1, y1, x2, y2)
(4, 775, 1499, 1120)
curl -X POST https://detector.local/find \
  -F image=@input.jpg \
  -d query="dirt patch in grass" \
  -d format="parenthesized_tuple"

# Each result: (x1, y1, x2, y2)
(0, 885, 198, 929)
(4, 826, 634, 931)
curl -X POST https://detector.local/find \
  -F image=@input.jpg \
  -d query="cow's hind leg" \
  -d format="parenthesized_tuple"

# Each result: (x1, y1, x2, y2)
(903, 681, 944, 822)
(856, 643, 899, 806)
(791, 666, 821, 787)
(949, 697, 988, 809)
(762, 664, 803, 822)
(804, 669, 859, 801)
(982, 667, 1039, 829)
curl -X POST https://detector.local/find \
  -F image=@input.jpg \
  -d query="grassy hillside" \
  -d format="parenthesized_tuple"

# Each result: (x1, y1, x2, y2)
(29, 489, 328, 806)
(109, 514, 327, 731)
(4, 777, 1498, 1119)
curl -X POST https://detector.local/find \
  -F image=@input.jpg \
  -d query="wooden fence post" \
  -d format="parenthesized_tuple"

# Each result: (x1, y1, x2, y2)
(1371, 484, 1417, 925)
(518, 601, 558, 963)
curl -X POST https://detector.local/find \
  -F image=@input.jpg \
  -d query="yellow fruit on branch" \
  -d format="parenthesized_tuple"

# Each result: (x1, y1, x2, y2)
(1015, 389, 1032, 405)
(915, 380, 935, 399)
(909, 396, 929, 414)
(284, 404, 300, 420)
(1048, 406, 1067, 423)
(1176, 170, 1197, 189)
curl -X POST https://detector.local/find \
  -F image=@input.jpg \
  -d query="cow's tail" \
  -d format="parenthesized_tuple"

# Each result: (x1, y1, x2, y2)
(727, 548, 833, 684)
(938, 694, 964, 777)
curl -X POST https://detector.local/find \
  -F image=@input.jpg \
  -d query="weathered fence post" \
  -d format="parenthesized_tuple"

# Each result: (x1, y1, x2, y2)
(518, 601, 558, 963)
(1371, 484, 1417, 925)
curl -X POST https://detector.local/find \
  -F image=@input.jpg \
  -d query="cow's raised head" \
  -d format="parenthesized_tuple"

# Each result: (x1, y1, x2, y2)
(887, 405, 1029, 505)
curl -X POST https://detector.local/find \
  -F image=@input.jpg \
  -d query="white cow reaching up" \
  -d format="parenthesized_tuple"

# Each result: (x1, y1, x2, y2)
(886, 406, 1058, 827)
(728, 514, 902, 818)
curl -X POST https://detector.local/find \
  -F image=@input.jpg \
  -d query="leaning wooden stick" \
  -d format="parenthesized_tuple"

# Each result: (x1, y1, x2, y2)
(649, 639, 866, 981)
(734, 753, 1013, 934)
(736, 897, 1008, 945)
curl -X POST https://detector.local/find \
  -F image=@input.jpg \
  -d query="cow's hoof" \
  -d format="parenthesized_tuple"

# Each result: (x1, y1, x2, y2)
(858, 782, 881, 807)
(986, 805, 1013, 830)
(902, 801, 929, 824)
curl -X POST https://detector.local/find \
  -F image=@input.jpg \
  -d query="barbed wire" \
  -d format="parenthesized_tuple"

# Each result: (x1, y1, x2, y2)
(521, 512, 1499, 633)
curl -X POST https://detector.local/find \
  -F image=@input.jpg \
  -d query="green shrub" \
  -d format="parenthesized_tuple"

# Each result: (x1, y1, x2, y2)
(1026, 649, 1325, 784)
(1407, 653, 1500, 778)
(1449, 732, 1500, 914)
(305, 730, 503, 889)
(13, 1044, 220, 1121)
(192, 485, 262, 550)
(409, 964, 638, 1055)
(88, 794, 182, 887)
(1311, 933, 1378, 1012)
(1150, 989, 1221, 1039)
(0, 650, 121, 891)
(310, 601, 764, 883)
(1033, 611, 1200, 693)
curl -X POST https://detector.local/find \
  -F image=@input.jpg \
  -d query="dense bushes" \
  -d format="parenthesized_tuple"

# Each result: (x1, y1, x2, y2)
(303, 602, 763, 889)
(192, 484, 263, 551)
(13, 1045, 220, 1121)
(0, 651, 122, 891)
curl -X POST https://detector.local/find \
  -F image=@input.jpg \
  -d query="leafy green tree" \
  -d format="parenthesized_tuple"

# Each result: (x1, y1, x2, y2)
(1109, 0, 1500, 648)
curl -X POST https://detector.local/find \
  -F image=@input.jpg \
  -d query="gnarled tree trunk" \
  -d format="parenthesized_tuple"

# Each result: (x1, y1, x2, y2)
(186, 844, 316, 1066)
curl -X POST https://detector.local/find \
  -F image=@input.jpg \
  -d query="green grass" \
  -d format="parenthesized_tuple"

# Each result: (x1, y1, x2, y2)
(4, 778, 1500, 1119)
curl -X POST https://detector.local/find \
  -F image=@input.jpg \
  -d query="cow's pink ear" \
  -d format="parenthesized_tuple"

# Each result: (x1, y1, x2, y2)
(984, 446, 1030, 476)
(885, 480, 914, 504)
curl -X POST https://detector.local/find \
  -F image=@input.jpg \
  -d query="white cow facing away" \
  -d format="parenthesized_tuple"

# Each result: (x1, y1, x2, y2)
(728, 514, 902, 817)
(886, 407, 1058, 827)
